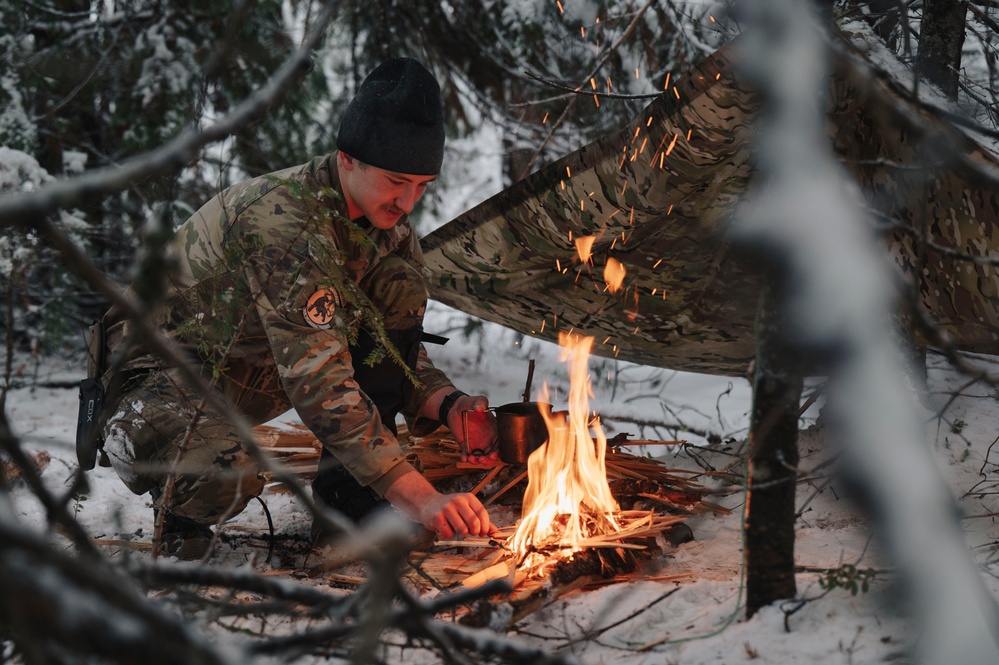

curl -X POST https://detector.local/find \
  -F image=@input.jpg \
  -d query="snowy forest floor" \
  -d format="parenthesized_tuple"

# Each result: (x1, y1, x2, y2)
(5, 301, 999, 664)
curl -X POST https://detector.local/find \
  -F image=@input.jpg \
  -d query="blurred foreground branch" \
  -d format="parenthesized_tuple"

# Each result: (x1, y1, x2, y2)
(735, 0, 999, 662)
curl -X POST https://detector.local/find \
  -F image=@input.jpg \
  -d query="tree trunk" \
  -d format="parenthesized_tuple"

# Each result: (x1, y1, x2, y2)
(744, 279, 803, 618)
(916, 0, 968, 100)
(863, 0, 900, 50)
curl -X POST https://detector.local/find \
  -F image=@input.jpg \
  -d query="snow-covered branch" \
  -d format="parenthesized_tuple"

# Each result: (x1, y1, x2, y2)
(735, 0, 999, 662)
(0, 2, 337, 229)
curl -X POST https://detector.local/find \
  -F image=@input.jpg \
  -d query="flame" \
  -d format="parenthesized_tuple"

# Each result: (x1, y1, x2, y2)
(604, 257, 626, 293)
(509, 333, 620, 568)
(574, 235, 595, 264)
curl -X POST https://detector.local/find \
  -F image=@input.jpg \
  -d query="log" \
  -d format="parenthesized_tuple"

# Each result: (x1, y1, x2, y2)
(459, 546, 642, 629)
(460, 560, 525, 590)
(1, 450, 51, 484)
(608, 478, 704, 513)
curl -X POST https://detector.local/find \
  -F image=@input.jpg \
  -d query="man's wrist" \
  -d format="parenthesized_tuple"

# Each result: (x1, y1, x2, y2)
(437, 389, 467, 424)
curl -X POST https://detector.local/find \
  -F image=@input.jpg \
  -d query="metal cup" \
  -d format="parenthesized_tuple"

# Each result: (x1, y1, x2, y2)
(495, 401, 552, 464)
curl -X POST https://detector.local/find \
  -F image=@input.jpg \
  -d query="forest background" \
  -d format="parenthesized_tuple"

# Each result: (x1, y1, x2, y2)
(3, 1, 999, 664)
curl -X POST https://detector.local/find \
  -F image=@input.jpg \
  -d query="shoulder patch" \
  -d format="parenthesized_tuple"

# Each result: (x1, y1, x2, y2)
(304, 288, 342, 329)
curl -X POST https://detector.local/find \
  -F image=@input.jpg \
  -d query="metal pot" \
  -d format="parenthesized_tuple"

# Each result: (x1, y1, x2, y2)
(495, 401, 552, 464)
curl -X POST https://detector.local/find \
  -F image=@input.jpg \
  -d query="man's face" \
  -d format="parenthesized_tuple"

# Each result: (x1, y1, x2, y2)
(339, 154, 436, 229)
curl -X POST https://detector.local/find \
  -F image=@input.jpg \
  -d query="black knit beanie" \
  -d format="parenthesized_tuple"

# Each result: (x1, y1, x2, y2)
(336, 58, 445, 176)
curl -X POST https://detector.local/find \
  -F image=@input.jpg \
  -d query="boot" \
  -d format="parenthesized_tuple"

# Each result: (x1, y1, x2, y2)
(158, 510, 213, 560)
(150, 487, 214, 559)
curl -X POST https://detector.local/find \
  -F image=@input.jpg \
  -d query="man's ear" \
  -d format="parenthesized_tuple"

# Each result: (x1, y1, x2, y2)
(338, 151, 356, 170)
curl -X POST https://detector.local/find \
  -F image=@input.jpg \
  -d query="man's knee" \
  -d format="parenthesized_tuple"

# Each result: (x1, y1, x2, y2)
(169, 470, 264, 524)
(165, 423, 265, 523)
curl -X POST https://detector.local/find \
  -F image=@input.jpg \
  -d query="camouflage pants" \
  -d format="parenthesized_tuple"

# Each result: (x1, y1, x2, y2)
(101, 255, 428, 524)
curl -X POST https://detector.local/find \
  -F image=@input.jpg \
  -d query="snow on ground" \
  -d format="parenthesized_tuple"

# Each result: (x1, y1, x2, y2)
(4, 306, 999, 664)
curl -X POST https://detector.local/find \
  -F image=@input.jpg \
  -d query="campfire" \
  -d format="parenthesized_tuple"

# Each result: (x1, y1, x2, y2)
(253, 327, 728, 625)
(508, 332, 622, 575)
(441, 331, 711, 629)
(444, 327, 708, 612)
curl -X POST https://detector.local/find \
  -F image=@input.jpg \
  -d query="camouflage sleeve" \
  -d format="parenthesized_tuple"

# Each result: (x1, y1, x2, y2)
(405, 344, 455, 436)
(396, 222, 458, 434)
(245, 246, 417, 496)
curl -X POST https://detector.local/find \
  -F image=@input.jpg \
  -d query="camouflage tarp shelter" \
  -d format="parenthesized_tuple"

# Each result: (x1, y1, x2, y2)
(422, 36, 999, 376)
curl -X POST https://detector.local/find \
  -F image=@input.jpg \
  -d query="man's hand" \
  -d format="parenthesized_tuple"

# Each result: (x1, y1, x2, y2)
(419, 492, 494, 539)
(384, 470, 495, 539)
(448, 395, 499, 465)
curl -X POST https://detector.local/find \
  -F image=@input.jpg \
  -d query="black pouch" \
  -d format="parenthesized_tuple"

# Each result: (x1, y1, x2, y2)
(76, 377, 105, 470)
(76, 320, 107, 470)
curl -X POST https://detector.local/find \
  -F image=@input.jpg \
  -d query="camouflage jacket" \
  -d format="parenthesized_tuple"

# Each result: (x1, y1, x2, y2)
(105, 152, 454, 495)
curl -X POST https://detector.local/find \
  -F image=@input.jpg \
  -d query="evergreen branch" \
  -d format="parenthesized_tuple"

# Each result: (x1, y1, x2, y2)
(268, 176, 421, 389)
(0, 2, 339, 229)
